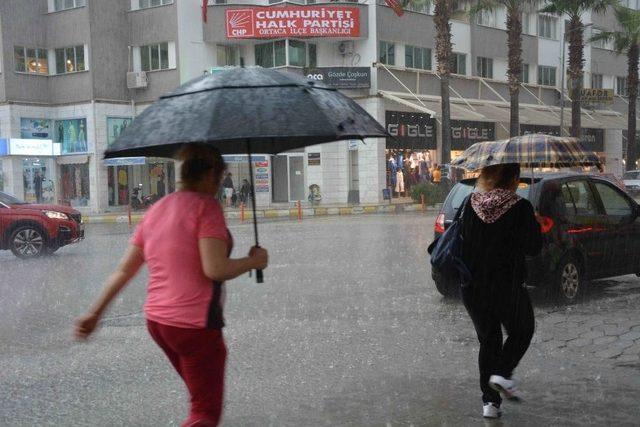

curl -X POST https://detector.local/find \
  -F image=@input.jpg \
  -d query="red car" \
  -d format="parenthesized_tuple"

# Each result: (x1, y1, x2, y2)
(0, 191, 84, 259)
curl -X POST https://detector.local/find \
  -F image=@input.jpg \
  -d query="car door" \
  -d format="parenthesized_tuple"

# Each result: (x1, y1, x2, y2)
(591, 180, 640, 276)
(561, 179, 609, 278)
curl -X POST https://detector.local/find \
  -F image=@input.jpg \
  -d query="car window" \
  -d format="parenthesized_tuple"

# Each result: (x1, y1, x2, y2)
(593, 182, 633, 217)
(623, 172, 638, 180)
(540, 182, 567, 219)
(562, 180, 600, 216)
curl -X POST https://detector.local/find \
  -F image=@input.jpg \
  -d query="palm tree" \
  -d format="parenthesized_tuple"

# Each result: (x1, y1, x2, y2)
(590, 5, 640, 171)
(539, 0, 618, 138)
(468, 1, 540, 137)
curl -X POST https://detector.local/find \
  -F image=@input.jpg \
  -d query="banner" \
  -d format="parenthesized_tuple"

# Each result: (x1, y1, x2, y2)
(385, 111, 437, 149)
(107, 117, 133, 147)
(55, 118, 87, 154)
(304, 67, 371, 89)
(21, 118, 53, 140)
(226, 7, 360, 39)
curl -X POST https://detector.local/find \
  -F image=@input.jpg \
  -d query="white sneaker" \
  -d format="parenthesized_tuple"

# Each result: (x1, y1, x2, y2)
(483, 402, 502, 418)
(489, 375, 522, 402)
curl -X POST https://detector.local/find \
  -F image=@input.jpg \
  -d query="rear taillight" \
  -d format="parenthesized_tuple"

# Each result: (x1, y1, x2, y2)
(435, 213, 445, 233)
(539, 216, 554, 234)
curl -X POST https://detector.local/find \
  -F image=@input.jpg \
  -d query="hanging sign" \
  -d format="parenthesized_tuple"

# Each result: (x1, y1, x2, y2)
(385, 111, 436, 149)
(226, 7, 360, 39)
(308, 153, 321, 166)
(581, 88, 614, 104)
(451, 120, 495, 150)
(304, 67, 371, 89)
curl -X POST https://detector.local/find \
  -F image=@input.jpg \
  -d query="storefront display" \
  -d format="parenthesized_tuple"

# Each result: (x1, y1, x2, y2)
(107, 117, 133, 146)
(386, 149, 436, 198)
(56, 118, 88, 154)
(106, 157, 175, 207)
(22, 158, 55, 203)
(60, 162, 90, 207)
(21, 118, 53, 140)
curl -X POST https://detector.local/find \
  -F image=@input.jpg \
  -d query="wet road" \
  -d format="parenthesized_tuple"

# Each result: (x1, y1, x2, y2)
(1, 214, 640, 426)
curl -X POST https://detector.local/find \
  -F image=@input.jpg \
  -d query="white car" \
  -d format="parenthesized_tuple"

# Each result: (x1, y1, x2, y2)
(623, 170, 640, 195)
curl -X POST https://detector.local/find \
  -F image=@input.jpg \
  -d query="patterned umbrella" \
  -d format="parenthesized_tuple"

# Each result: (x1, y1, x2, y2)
(451, 133, 602, 171)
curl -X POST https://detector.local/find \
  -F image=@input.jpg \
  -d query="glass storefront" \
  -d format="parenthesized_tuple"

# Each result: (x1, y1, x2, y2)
(22, 157, 55, 203)
(60, 162, 90, 207)
(107, 159, 175, 207)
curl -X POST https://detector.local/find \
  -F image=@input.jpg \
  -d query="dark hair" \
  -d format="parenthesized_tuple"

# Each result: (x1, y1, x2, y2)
(479, 164, 521, 190)
(177, 144, 225, 187)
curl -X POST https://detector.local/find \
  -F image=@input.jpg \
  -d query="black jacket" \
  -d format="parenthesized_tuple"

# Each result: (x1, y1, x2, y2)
(461, 196, 542, 290)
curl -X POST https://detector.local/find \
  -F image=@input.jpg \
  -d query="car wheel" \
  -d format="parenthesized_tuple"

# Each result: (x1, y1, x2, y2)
(10, 226, 47, 259)
(555, 255, 584, 303)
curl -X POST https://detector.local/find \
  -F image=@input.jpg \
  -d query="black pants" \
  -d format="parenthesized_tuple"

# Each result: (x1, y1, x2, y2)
(461, 283, 535, 405)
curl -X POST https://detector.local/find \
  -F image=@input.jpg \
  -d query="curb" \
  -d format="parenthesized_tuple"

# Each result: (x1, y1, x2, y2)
(83, 203, 442, 224)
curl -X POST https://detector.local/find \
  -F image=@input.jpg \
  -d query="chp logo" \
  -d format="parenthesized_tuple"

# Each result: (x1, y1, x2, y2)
(226, 9, 254, 38)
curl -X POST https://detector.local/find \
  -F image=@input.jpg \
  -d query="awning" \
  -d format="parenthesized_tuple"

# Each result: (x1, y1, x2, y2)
(379, 91, 438, 117)
(103, 157, 145, 166)
(57, 155, 89, 165)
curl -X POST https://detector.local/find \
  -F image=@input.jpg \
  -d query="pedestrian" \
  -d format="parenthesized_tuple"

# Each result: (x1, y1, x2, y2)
(222, 172, 234, 207)
(459, 163, 543, 419)
(432, 164, 441, 184)
(74, 144, 269, 426)
(34, 170, 44, 203)
(239, 179, 252, 206)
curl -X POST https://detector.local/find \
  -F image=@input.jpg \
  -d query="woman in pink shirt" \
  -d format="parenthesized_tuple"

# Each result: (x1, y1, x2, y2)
(75, 145, 269, 426)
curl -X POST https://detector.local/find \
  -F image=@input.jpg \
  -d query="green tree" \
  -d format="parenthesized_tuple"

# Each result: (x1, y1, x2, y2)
(468, 1, 540, 137)
(539, 0, 618, 138)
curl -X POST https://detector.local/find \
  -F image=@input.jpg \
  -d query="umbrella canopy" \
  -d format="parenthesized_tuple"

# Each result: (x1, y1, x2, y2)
(451, 133, 602, 171)
(105, 67, 387, 159)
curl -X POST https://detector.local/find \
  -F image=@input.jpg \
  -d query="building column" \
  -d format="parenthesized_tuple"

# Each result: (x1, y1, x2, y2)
(604, 129, 623, 177)
(357, 96, 386, 204)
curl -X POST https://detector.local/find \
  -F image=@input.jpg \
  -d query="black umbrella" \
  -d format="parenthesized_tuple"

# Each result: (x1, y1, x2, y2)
(105, 67, 387, 282)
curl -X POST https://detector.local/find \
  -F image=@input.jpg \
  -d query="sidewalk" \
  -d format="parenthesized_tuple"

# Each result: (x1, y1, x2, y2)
(83, 200, 441, 224)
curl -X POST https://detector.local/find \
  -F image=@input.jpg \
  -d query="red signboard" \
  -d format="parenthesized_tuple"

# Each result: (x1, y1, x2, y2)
(226, 6, 360, 39)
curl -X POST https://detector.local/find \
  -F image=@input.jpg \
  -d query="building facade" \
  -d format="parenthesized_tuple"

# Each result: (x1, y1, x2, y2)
(0, 0, 636, 213)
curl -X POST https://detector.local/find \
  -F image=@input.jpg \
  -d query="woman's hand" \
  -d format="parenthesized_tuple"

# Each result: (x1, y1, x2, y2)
(75, 312, 100, 341)
(249, 246, 269, 270)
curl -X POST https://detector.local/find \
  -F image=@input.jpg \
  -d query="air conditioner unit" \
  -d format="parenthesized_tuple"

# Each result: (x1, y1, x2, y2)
(338, 41, 354, 56)
(127, 71, 148, 89)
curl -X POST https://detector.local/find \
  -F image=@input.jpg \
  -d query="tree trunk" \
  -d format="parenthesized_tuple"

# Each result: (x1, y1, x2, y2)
(435, 0, 452, 164)
(568, 16, 584, 138)
(627, 44, 639, 171)
(506, 6, 522, 137)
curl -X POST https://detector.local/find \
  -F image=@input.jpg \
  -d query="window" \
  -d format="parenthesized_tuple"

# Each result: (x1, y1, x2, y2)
(14, 46, 48, 74)
(522, 13, 531, 35)
(451, 53, 466, 75)
(405, 45, 431, 70)
(55, 45, 85, 74)
(53, 0, 85, 11)
(563, 181, 599, 216)
(538, 15, 557, 39)
(217, 45, 239, 66)
(538, 66, 557, 86)
(379, 41, 395, 66)
(140, 42, 169, 72)
(288, 40, 316, 67)
(591, 73, 603, 89)
(255, 41, 286, 68)
(617, 76, 628, 96)
(476, 57, 493, 78)
(476, 10, 497, 27)
(521, 63, 529, 84)
(591, 28, 609, 49)
(139, 0, 172, 8)
(594, 182, 633, 216)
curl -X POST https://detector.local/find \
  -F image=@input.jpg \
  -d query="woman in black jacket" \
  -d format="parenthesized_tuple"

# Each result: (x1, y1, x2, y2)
(459, 163, 543, 419)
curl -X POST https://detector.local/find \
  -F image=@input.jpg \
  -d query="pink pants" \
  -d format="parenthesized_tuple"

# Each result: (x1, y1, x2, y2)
(147, 320, 227, 427)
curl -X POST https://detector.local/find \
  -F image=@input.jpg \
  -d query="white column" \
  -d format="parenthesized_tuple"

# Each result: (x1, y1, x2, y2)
(604, 129, 623, 177)
(358, 97, 386, 204)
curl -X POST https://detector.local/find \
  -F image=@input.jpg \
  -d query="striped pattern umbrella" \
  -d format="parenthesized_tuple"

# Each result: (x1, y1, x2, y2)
(451, 133, 602, 171)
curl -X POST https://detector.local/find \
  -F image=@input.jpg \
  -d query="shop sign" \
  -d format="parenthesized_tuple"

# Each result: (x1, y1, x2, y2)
(107, 117, 133, 147)
(308, 152, 321, 166)
(223, 155, 268, 163)
(8, 139, 54, 156)
(21, 118, 53, 140)
(255, 184, 270, 193)
(256, 161, 269, 167)
(256, 167, 269, 173)
(520, 125, 604, 152)
(226, 7, 360, 39)
(385, 111, 437, 149)
(55, 118, 88, 154)
(581, 88, 614, 104)
(451, 120, 495, 150)
(304, 67, 371, 89)
(255, 173, 269, 180)
(104, 157, 146, 167)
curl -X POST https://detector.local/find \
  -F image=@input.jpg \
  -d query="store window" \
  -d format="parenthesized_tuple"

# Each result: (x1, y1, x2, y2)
(55, 118, 88, 154)
(476, 57, 493, 79)
(538, 65, 557, 86)
(255, 41, 286, 68)
(139, 0, 172, 8)
(451, 52, 466, 75)
(379, 41, 395, 66)
(107, 159, 175, 207)
(60, 163, 90, 207)
(141, 42, 170, 71)
(521, 63, 529, 84)
(617, 76, 628, 96)
(22, 158, 55, 204)
(53, 0, 86, 11)
(107, 117, 133, 146)
(14, 46, 48, 74)
(538, 15, 557, 39)
(55, 45, 86, 74)
(405, 45, 431, 70)
(591, 73, 603, 89)
(217, 45, 240, 66)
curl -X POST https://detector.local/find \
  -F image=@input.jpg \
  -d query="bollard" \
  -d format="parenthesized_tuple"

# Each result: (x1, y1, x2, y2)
(240, 202, 245, 223)
(297, 200, 302, 221)
(421, 194, 425, 212)
(128, 203, 132, 229)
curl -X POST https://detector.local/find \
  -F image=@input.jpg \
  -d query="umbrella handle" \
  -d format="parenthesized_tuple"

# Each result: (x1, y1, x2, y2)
(256, 269, 264, 283)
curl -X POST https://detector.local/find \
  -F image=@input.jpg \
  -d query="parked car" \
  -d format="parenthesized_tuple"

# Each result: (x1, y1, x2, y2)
(0, 191, 84, 259)
(623, 170, 640, 196)
(431, 173, 640, 303)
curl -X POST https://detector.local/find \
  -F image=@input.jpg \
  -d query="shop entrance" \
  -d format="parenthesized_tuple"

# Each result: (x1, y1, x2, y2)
(107, 159, 175, 207)
(22, 158, 55, 204)
(272, 154, 305, 203)
(386, 149, 436, 198)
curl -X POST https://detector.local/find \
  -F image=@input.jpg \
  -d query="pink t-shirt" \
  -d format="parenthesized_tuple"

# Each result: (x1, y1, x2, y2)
(131, 191, 231, 329)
